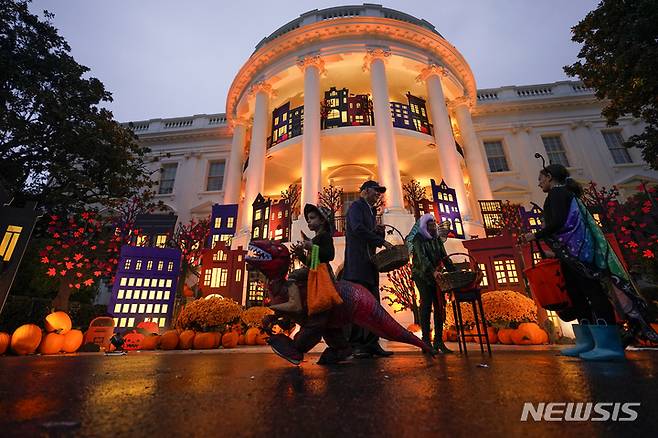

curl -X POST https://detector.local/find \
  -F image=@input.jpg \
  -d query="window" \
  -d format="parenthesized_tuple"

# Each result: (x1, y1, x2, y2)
(135, 278, 143, 287)
(149, 290, 156, 300)
(146, 304, 153, 313)
(542, 136, 570, 166)
(120, 318, 127, 328)
(136, 235, 147, 246)
(138, 304, 145, 313)
(602, 131, 632, 164)
(236, 269, 242, 282)
(493, 259, 519, 284)
(158, 163, 178, 194)
(533, 252, 542, 263)
(158, 279, 165, 288)
(154, 304, 161, 313)
(207, 161, 225, 191)
(478, 264, 488, 287)
(252, 227, 260, 239)
(254, 210, 262, 221)
(144, 278, 150, 287)
(124, 259, 131, 270)
(162, 304, 168, 313)
(126, 290, 132, 299)
(135, 260, 142, 270)
(0, 225, 23, 262)
(227, 217, 234, 228)
(157, 261, 164, 271)
(127, 278, 135, 287)
(210, 267, 228, 288)
(146, 260, 153, 270)
(214, 217, 222, 229)
(113, 303, 121, 313)
(167, 261, 174, 272)
(164, 291, 171, 300)
(483, 141, 510, 172)
(155, 234, 167, 248)
(130, 304, 137, 313)
(118, 289, 125, 299)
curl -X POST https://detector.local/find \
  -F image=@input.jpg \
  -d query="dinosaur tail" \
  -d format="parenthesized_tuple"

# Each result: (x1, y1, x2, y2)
(338, 281, 433, 353)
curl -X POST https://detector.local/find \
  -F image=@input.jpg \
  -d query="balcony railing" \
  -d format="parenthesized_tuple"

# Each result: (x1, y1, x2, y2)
(333, 214, 382, 236)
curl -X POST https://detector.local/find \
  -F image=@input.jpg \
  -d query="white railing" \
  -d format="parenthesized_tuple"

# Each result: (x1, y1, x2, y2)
(477, 81, 594, 103)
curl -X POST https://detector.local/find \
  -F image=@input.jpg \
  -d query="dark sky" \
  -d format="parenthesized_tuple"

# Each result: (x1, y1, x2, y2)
(29, 0, 599, 122)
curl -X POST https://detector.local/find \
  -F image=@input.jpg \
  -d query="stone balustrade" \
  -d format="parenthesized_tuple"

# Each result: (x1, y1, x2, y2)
(476, 80, 595, 103)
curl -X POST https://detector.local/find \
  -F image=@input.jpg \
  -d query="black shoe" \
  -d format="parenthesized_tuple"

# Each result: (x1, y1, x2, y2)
(433, 341, 454, 354)
(318, 347, 352, 365)
(367, 342, 394, 357)
(268, 334, 303, 365)
(352, 346, 373, 359)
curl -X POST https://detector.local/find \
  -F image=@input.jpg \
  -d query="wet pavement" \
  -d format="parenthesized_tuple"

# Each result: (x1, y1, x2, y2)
(1, 345, 657, 437)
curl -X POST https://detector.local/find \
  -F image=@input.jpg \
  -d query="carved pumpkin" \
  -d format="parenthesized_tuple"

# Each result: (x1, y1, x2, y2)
(61, 330, 84, 353)
(245, 327, 260, 345)
(511, 323, 546, 345)
(123, 332, 145, 350)
(137, 321, 160, 335)
(11, 324, 43, 355)
(497, 328, 514, 345)
(160, 330, 179, 350)
(39, 332, 65, 355)
(221, 331, 239, 349)
(178, 330, 196, 349)
(45, 311, 72, 334)
(256, 331, 269, 346)
(0, 332, 10, 355)
(140, 334, 160, 350)
(193, 332, 216, 350)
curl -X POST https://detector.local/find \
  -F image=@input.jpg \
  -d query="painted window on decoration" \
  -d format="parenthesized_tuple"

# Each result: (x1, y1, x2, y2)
(207, 160, 226, 191)
(478, 264, 489, 287)
(493, 258, 519, 284)
(236, 269, 242, 282)
(135, 235, 147, 246)
(155, 234, 167, 248)
(158, 163, 177, 194)
(157, 261, 164, 271)
(533, 252, 542, 263)
(214, 217, 222, 229)
(483, 141, 510, 172)
(542, 136, 570, 167)
(602, 130, 632, 164)
(124, 259, 131, 270)
(146, 260, 153, 270)
(167, 261, 174, 272)
(254, 210, 262, 221)
(135, 260, 142, 270)
(0, 225, 22, 262)
(227, 217, 234, 228)
(252, 227, 260, 239)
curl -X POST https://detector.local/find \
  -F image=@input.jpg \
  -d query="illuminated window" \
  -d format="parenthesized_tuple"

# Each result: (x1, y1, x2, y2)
(154, 304, 161, 313)
(135, 278, 143, 287)
(138, 304, 145, 313)
(157, 261, 164, 271)
(126, 290, 133, 299)
(162, 304, 168, 313)
(505, 260, 519, 283)
(149, 290, 156, 300)
(155, 234, 167, 248)
(252, 227, 260, 239)
(478, 264, 489, 287)
(204, 269, 212, 286)
(493, 259, 519, 284)
(136, 235, 147, 246)
(113, 318, 119, 327)
(528, 217, 538, 227)
(120, 318, 127, 328)
(235, 269, 242, 282)
(146, 260, 153, 270)
(210, 268, 228, 288)
(274, 228, 283, 240)
(141, 290, 148, 299)
(212, 234, 220, 248)
(533, 252, 542, 263)
(167, 261, 174, 272)
(122, 304, 130, 313)
(117, 289, 125, 299)
(254, 210, 262, 221)
(157, 290, 163, 300)
(146, 304, 153, 313)
(124, 259, 131, 270)
(493, 260, 507, 284)
(135, 260, 142, 270)
(238, 255, 243, 262)
(263, 224, 268, 238)
(227, 217, 234, 228)
(127, 318, 135, 327)
(454, 218, 464, 237)
(166, 279, 172, 288)
(214, 250, 227, 262)
(127, 278, 134, 287)
(158, 279, 164, 288)
(113, 303, 121, 313)
(220, 234, 232, 243)
(214, 217, 222, 229)
(164, 291, 171, 300)
(159, 318, 166, 327)
(130, 304, 137, 313)
(0, 225, 23, 261)
(144, 278, 150, 287)
(120, 277, 127, 286)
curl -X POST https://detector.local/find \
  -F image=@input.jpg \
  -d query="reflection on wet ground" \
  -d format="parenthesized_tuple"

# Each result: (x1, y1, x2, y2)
(1, 348, 656, 436)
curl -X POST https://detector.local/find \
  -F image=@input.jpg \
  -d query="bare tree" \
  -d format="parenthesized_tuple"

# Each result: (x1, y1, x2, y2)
(281, 184, 301, 219)
(318, 185, 344, 216)
(403, 179, 427, 219)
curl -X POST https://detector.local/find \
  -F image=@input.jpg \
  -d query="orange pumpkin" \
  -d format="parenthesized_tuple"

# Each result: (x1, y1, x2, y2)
(39, 332, 65, 355)
(221, 331, 239, 349)
(11, 324, 43, 355)
(256, 331, 269, 346)
(511, 323, 546, 345)
(140, 334, 160, 350)
(487, 327, 499, 344)
(497, 328, 514, 345)
(0, 332, 10, 354)
(213, 332, 222, 348)
(123, 332, 145, 350)
(62, 329, 84, 353)
(178, 330, 196, 349)
(193, 332, 216, 350)
(160, 330, 179, 350)
(238, 334, 245, 345)
(45, 311, 72, 334)
(245, 327, 260, 345)
(445, 328, 459, 342)
(137, 321, 160, 335)
(407, 323, 421, 333)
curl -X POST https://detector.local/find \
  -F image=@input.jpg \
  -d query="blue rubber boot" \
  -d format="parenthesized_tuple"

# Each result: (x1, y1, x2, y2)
(579, 325, 626, 362)
(560, 324, 594, 357)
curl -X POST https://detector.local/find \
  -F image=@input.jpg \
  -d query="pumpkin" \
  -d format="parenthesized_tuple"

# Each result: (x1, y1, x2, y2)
(511, 323, 546, 345)
(11, 324, 42, 355)
(62, 329, 84, 353)
(245, 327, 260, 345)
(221, 331, 239, 349)
(140, 334, 160, 350)
(238, 334, 245, 345)
(213, 332, 222, 348)
(0, 332, 10, 354)
(39, 333, 65, 355)
(445, 328, 459, 342)
(160, 330, 179, 350)
(123, 332, 145, 350)
(178, 330, 196, 349)
(407, 323, 421, 333)
(487, 327, 499, 344)
(137, 321, 160, 335)
(193, 332, 216, 350)
(497, 328, 514, 345)
(256, 331, 269, 346)
(45, 311, 72, 334)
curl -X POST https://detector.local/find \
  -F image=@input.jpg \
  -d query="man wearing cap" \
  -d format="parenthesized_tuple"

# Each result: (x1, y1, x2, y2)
(343, 180, 394, 358)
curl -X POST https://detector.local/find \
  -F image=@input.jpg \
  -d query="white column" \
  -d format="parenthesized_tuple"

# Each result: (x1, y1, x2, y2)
(223, 117, 247, 205)
(418, 64, 471, 219)
(298, 56, 324, 207)
(451, 97, 493, 203)
(240, 82, 271, 231)
(364, 48, 405, 211)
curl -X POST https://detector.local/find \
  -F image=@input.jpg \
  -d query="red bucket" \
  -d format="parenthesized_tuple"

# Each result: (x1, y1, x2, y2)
(523, 244, 570, 310)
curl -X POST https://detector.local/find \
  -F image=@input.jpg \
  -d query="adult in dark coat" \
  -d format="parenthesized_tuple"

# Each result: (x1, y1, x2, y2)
(343, 180, 394, 358)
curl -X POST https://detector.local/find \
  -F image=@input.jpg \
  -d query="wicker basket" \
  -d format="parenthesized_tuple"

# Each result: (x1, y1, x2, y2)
(371, 225, 410, 273)
(435, 253, 482, 291)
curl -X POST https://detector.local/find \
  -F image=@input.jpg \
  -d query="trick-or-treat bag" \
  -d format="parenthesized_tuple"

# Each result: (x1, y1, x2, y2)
(307, 244, 343, 315)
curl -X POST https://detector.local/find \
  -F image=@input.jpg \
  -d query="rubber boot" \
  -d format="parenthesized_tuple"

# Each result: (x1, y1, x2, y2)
(560, 324, 594, 357)
(579, 325, 626, 362)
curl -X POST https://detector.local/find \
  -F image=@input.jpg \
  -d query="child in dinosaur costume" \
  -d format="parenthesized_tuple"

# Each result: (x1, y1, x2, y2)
(246, 239, 434, 365)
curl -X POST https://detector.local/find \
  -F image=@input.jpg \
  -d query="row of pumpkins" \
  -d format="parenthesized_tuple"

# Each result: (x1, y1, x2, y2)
(125, 327, 270, 351)
(408, 322, 550, 345)
(0, 311, 84, 356)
